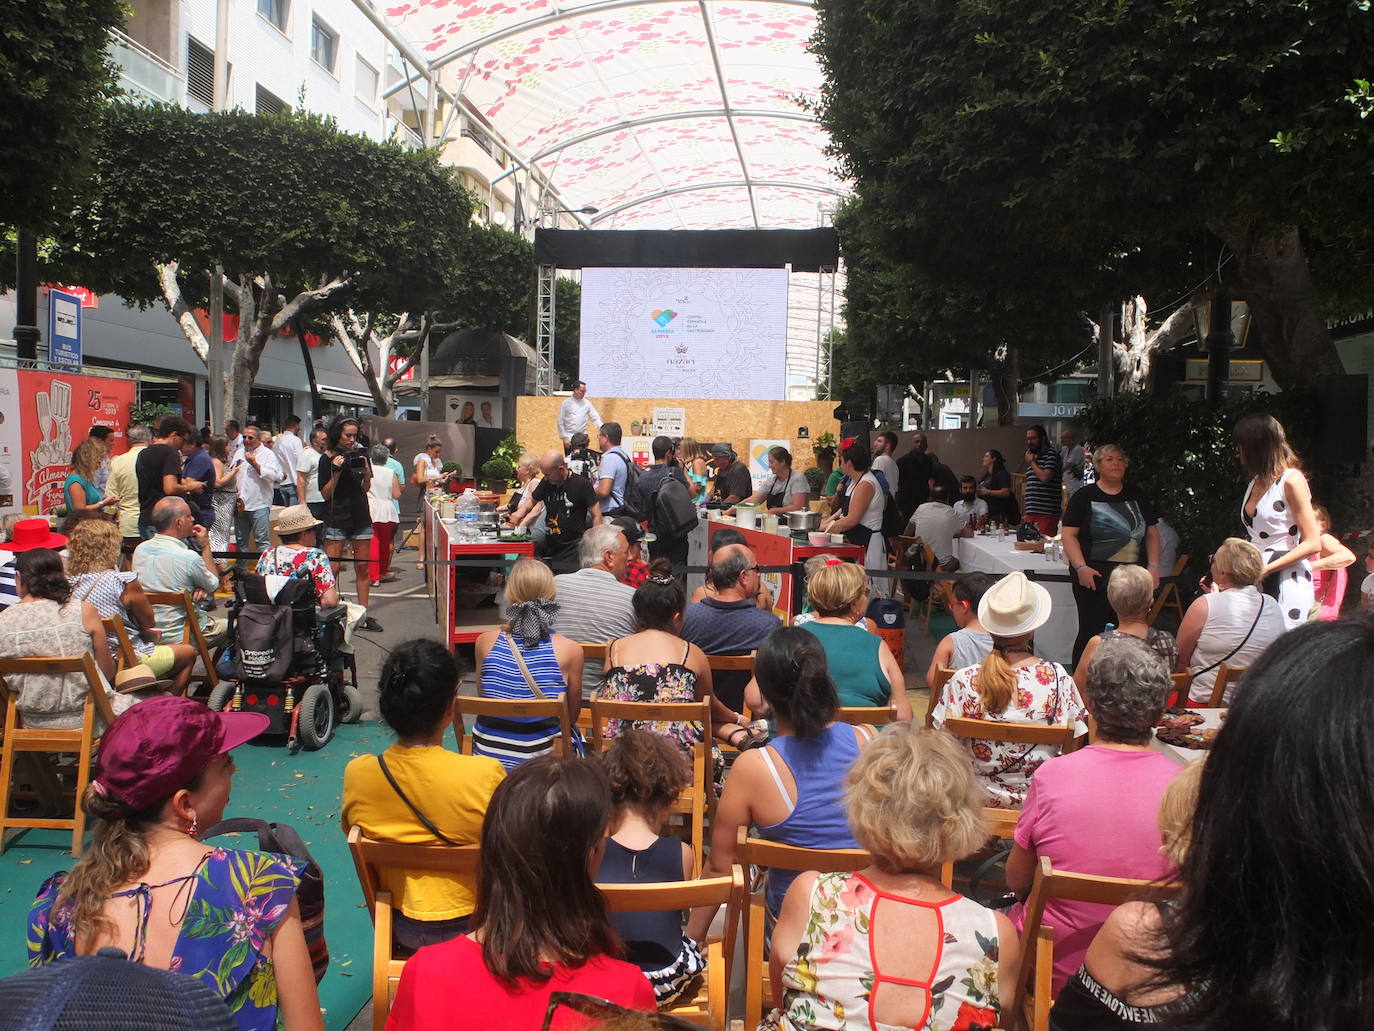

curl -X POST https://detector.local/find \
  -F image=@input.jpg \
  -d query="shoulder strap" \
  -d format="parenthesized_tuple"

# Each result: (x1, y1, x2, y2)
(75, 570, 114, 603)
(503, 631, 547, 699)
(376, 754, 460, 845)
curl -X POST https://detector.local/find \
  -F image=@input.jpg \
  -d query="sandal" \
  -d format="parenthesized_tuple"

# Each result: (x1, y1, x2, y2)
(727, 725, 770, 750)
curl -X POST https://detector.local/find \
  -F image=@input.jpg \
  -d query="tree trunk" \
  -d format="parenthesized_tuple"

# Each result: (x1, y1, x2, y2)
(1208, 220, 1345, 389)
(990, 345, 1019, 424)
(1112, 294, 1205, 393)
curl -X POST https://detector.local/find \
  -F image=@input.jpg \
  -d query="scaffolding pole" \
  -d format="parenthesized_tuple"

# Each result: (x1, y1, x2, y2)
(535, 263, 556, 395)
(813, 265, 836, 401)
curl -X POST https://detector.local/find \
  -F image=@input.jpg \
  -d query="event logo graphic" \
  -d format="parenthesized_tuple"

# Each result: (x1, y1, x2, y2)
(674, 343, 689, 354)
(652, 309, 678, 328)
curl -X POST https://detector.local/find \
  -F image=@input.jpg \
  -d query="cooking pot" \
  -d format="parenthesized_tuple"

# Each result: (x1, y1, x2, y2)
(786, 510, 821, 533)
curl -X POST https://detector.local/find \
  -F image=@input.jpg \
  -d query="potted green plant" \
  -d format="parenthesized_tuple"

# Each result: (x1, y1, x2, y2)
(812, 431, 837, 477)
(439, 460, 463, 492)
(803, 465, 825, 495)
(479, 456, 515, 491)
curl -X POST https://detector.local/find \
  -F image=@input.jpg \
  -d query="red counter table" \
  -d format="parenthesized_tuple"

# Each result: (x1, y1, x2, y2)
(703, 518, 863, 621)
(424, 496, 535, 647)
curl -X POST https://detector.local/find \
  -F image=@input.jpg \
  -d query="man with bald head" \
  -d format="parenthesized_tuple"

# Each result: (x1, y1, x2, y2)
(682, 543, 781, 710)
(131, 496, 228, 644)
(511, 449, 602, 573)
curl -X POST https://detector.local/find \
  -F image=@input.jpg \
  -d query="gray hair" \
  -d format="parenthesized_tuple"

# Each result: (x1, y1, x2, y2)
(579, 523, 624, 568)
(369, 443, 391, 465)
(150, 496, 189, 533)
(126, 425, 152, 445)
(1107, 564, 1155, 620)
(1083, 635, 1171, 745)
(708, 545, 751, 591)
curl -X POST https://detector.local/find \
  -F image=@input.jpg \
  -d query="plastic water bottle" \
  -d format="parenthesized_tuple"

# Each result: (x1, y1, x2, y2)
(456, 488, 480, 543)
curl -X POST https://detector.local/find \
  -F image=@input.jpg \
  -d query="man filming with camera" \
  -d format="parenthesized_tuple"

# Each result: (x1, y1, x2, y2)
(319, 416, 382, 632)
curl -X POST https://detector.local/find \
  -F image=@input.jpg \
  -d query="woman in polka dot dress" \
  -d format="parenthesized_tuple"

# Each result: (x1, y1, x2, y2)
(1235, 413, 1322, 629)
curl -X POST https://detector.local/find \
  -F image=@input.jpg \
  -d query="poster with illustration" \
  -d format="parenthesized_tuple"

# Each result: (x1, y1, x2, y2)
(0, 370, 21, 516)
(748, 439, 790, 491)
(444, 394, 504, 428)
(17, 370, 135, 516)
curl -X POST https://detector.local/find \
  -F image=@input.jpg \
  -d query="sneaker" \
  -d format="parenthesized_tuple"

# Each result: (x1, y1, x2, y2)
(358, 616, 384, 633)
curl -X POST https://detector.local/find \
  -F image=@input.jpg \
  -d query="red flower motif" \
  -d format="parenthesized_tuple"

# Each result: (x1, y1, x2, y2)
(971, 742, 993, 762)
(951, 1001, 999, 1030)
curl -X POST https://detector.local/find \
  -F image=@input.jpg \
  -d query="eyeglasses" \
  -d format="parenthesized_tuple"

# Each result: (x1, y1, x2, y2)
(743, 564, 760, 575)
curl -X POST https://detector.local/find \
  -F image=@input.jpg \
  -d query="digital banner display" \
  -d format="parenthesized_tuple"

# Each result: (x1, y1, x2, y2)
(579, 267, 788, 400)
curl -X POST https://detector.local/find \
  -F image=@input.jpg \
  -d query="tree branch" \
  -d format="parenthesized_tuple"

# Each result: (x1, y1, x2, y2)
(270, 274, 351, 334)
(155, 261, 209, 363)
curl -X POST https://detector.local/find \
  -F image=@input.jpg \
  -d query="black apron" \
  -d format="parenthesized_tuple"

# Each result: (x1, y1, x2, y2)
(765, 473, 790, 510)
(836, 481, 874, 550)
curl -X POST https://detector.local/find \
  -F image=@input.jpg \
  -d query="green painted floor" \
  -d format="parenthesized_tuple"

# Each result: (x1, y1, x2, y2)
(0, 722, 388, 1031)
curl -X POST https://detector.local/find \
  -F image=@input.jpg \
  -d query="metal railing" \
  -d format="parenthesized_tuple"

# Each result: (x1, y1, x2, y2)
(108, 28, 184, 105)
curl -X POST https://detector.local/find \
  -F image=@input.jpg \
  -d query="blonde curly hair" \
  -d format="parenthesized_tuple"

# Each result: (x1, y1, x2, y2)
(64, 518, 123, 576)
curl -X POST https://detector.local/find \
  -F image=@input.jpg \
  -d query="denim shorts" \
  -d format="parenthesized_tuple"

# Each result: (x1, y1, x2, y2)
(323, 524, 373, 541)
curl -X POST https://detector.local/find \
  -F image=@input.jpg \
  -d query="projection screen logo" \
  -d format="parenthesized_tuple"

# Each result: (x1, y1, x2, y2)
(652, 309, 678, 328)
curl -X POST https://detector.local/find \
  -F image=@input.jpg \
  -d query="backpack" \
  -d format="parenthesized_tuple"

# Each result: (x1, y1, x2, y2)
(871, 469, 907, 540)
(652, 474, 700, 538)
(201, 817, 329, 983)
(608, 447, 649, 522)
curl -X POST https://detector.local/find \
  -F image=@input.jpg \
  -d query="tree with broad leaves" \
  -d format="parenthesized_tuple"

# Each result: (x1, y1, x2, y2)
(39, 102, 475, 422)
(811, 0, 1374, 392)
(0, 0, 123, 234)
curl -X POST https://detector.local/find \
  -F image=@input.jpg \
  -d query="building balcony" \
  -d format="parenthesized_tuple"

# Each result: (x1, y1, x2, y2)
(109, 27, 183, 105)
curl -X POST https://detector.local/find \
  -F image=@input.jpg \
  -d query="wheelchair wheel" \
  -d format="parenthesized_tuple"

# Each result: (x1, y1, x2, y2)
(208, 680, 237, 712)
(338, 682, 363, 724)
(297, 683, 335, 750)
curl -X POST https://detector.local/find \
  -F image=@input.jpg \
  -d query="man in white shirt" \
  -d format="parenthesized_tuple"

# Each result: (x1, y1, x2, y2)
(296, 426, 328, 522)
(871, 430, 900, 501)
(224, 419, 245, 462)
(233, 424, 282, 565)
(1060, 428, 1086, 498)
(907, 485, 971, 570)
(952, 475, 989, 529)
(557, 381, 603, 451)
(273, 415, 305, 507)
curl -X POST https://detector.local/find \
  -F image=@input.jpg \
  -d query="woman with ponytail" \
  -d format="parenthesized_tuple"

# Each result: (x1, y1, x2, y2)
(342, 639, 505, 953)
(472, 557, 585, 770)
(931, 571, 1088, 807)
(687, 627, 877, 941)
(27, 696, 323, 1031)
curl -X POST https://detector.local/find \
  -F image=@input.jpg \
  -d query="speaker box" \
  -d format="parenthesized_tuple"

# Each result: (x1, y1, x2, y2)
(1313, 374, 1368, 466)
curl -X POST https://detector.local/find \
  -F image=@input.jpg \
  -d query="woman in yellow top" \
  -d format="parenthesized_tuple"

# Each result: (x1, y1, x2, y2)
(342, 638, 505, 953)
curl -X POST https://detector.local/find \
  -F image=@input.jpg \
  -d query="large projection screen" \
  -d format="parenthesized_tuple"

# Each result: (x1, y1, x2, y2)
(579, 267, 789, 400)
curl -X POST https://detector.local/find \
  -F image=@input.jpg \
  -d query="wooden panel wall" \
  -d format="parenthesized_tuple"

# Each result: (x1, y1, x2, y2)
(515, 396, 841, 469)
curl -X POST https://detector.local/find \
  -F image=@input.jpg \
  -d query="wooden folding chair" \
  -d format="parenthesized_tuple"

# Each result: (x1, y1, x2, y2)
(100, 616, 140, 671)
(943, 716, 1081, 757)
(143, 589, 220, 698)
(599, 865, 747, 1030)
(1147, 554, 1190, 627)
(0, 654, 116, 857)
(1203, 664, 1243, 707)
(590, 698, 712, 875)
(1010, 856, 1180, 1031)
(1166, 671, 1193, 708)
(452, 695, 573, 758)
(889, 533, 922, 604)
(574, 642, 611, 738)
(833, 705, 897, 728)
(347, 826, 482, 1030)
(964, 806, 1022, 900)
(926, 665, 956, 727)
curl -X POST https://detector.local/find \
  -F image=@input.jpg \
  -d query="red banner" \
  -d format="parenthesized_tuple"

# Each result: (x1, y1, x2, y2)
(17, 369, 136, 516)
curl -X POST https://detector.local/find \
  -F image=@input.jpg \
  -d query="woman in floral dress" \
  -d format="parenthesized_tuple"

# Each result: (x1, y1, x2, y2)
(932, 571, 1089, 808)
(598, 575, 761, 792)
(770, 726, 1019, 1031)
(26, 696, 322, 1031)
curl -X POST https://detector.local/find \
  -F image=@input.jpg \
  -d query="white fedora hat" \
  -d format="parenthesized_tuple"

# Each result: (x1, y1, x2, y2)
(977, 570, 1053, 638)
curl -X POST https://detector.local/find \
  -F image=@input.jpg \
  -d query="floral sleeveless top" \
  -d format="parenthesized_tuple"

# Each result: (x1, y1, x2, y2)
(779, 872, 1002, 1031)
(27, 848, 303, 1031)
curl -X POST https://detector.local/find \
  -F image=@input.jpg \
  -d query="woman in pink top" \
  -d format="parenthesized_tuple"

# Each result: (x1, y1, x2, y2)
(1006, 635, 1181, 993)
(1310, 505, 1355, 621)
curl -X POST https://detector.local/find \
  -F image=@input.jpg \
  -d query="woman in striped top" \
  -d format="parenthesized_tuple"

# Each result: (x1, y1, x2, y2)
(472, 558, 585, 770)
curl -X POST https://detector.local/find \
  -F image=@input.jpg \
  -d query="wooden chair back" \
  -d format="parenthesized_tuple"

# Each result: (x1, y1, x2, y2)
(926, 665, 957, 727)
(705, 652, 755, 674)
(1205, 664, 1242, 707)
(943, 716, 1079, 750)
(1147, 554, 1190, 627)
(347, 827, 482, 1029)
(143, 589, 220, 696)
(589, 698, 712, 874)
(737, 830, 955, 1028)
(452, 695, 573, 758)
(599, 866, 747, 1030)
(1167, 671, 1193, 708)
(833, 705, 897, 727)
(0, 654, 114, 857)
(1011, 857, 1181, 1031)
(100, 617, 140, 671)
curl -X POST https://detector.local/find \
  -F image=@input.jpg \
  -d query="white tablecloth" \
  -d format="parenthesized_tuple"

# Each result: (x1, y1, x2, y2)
(954, 534, 1077, 664)
(1149, 708, 1222, 765)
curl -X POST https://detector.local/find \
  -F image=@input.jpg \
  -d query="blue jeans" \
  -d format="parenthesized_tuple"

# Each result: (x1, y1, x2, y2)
(274, 484, 298, 508)
(234, 506, 271, 563)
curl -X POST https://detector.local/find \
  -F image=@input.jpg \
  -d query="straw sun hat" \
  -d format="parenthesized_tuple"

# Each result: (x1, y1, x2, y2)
(977, 571, 1053, 638)
(271, 505, 323, 535)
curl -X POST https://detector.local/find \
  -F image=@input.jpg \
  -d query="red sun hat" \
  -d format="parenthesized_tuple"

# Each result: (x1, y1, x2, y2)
(0, 518, 66, 553)
(92, 697, 269, 813)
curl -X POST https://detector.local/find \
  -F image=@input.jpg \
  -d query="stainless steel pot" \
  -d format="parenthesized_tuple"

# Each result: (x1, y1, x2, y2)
(785, 510, 821, 533)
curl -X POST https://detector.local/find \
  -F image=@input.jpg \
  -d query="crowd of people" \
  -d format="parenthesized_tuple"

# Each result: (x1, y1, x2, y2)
(3, 406, 1374, 1031)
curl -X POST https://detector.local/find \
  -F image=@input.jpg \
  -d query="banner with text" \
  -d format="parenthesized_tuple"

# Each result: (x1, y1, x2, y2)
(17, 369, 134, 516)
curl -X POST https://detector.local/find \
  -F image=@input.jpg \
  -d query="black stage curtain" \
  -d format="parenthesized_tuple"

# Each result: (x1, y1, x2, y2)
(533, 228, 840, 272)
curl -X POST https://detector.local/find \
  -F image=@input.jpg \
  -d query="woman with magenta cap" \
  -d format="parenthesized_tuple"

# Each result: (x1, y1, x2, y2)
(26, 697, 325, 1031)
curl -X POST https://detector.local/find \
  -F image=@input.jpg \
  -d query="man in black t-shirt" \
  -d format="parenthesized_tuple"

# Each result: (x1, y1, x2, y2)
(511, 450, 603, 573)
(135, 415, 201, 539)
(708, 444, 752, 505)
(896, 433, 936, 521)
